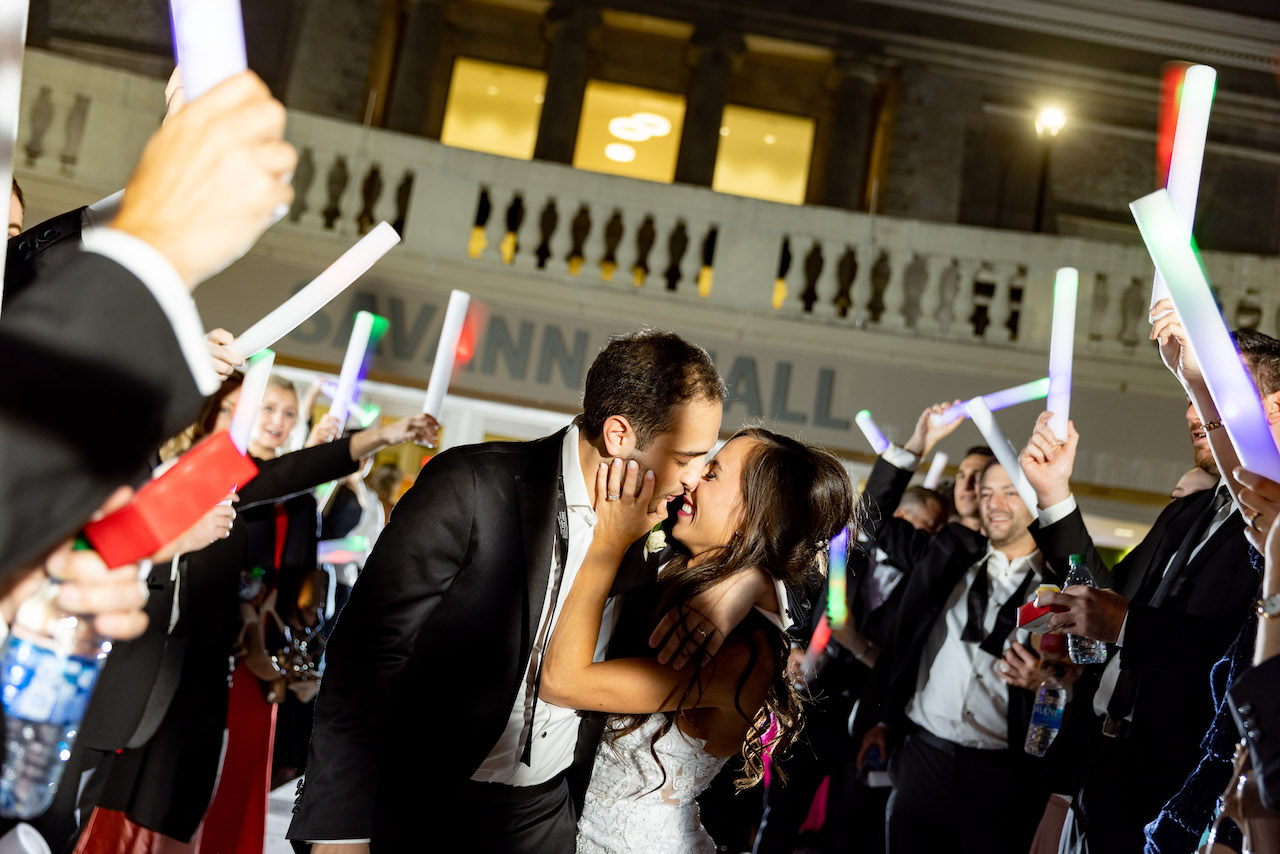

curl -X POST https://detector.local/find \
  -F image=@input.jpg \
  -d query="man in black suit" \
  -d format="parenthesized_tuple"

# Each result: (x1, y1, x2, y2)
(1, 69, 295, 579)
(851, 402, 1065, 854)
(292, 331, 796, 853)
(1022, 389, 1258, 851)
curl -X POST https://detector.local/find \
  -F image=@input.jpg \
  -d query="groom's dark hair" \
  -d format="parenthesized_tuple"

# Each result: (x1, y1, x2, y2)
(581, 329, 725, 450)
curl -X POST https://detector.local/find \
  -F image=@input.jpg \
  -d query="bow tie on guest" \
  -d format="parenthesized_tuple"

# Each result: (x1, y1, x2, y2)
(960, 550, 1039, 658)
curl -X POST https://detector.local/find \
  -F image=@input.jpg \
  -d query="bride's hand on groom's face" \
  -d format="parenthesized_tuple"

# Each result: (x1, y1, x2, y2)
(593, 458, 669, 553)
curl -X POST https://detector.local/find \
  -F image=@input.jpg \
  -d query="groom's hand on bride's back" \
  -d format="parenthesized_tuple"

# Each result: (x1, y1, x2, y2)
(649, 568, 775, 670)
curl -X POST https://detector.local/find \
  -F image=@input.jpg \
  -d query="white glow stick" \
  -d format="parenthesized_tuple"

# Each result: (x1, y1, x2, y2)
(169, 0, 247, 101)
(1047, 267, 1078, 441)
(233, 222, 401, 357)
(929, 378, 1050, 425)
(329, 311, 383, 429)
(1131, 190, 1280, 482)
(855, 410, 889, 455)
(1151, 65, 1215, 310)
(966, 397, 1038, 512)
(0, 3, 29, 318)
(229, 350, 275, 454)
(0, 822, 50, 854)
(923, 452, 948, 490)
(422, 290, 471, 420)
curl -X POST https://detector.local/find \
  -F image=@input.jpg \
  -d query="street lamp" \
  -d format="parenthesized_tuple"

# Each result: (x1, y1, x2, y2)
(1034, 107, 1066, 232)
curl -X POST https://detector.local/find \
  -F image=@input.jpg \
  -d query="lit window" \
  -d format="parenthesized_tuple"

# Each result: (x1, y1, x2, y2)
(440, 58, 546, 160)
(573, 81, 685, 182)
(713, 105, 815, 205)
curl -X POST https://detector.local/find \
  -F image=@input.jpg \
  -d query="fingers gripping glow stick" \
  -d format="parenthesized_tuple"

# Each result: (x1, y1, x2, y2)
(422, 290, 472, 420)
(233, 223, 401, 357)
(169, 0, 247, 101)
(923, 453, 948, 490)
(0, 3, 30, 318)
(966, 397, 1039, 512)
(855, 411, 889, 455)
(1130, 190, 1280, 481)
(329, 311, 388, 429)
(929, 378, 1050, 426)
(229, 350, 275, 454)
(826, 528, 849, 629)
(1047, 268, 1079, 441)
(1151, 64, 1215, 310)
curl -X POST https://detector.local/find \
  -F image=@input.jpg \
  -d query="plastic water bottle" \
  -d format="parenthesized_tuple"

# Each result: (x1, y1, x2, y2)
(0, 579, 109, 818)
(1065, 554, 1108, 665)
(1024, 666, 1067, 757)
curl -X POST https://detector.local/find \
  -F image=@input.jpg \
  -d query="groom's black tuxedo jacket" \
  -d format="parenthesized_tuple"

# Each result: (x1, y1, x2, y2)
(850, 457, 1069, 784)
(290, 428, 814, 846)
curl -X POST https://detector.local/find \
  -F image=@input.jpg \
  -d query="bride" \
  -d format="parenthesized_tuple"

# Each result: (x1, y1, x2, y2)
(542, 427, 854, 853)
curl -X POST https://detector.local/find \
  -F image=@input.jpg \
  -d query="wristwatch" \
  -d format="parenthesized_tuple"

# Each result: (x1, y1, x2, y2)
(1257, 592, 1280, 619)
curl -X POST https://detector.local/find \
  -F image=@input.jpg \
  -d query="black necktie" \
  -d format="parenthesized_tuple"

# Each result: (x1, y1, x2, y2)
(1106, 485, 1230, 727)
(960, 557, 992, 643)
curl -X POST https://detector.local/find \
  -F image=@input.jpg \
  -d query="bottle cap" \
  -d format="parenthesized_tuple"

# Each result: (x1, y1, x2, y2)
(1068, 553, 1085, 564)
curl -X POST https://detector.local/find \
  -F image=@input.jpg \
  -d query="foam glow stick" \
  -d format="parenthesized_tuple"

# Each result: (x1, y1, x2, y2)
(0, 2, 29, 317)
(233, 222, 401, 357)
(1131, 190, 1280, 481)
(422, 290, 471, 419)
(800, 614, 831, 679)
(855, 410, 889, 455)
(1047, 267, 1078, 441)
(930, 378, 1050, 425)
(169, 0, 247, 101)
(923, 452, 948, 490)
(1151, 64, 1215, 310)
(826, 527, 849, 629)
(229, 350, 275, 454)
(329, 311, 388, 429)
(320, 381, 381, 428)
(966, 397, 1039, 512)
(317, 535, 370, 564)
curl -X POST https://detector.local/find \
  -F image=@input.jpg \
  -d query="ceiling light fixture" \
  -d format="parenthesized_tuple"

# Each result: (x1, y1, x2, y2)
(605, 143, 637, 163)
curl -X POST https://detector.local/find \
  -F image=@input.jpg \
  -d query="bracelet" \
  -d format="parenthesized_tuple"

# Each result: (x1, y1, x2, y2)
(1202, 419, 1223, 432)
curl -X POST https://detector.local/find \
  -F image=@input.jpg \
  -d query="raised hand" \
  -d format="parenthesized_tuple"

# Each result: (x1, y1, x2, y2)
(1233, 467, 1280, 553)
(380, 413, 439, 449)
(306, 414, 343, 447)
(152, 494, 238, 562)
(1020, 411, 1078, 507)
(205, 328, 245, 380)
(902, 400, 966, 457)
(1149, 298, 1203, 389)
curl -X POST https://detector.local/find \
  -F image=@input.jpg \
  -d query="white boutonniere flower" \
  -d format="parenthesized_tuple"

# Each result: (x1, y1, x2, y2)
(644, 526, 667, 558)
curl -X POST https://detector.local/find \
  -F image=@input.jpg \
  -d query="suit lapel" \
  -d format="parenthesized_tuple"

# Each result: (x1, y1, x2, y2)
(1174, 510, 1244, 597)
(516, 429, 568, 661)
(1119, 492, 1210, 601)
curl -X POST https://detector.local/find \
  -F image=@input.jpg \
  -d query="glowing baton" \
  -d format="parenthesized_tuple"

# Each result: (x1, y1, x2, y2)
(320, 381, 381, 428)
(317, 535, 371, 564)
(329, 311, 388, 429)
(800, 614, 831, 679)
(229, 350, 275, 454)
(855, 410, 889, 455)
(169, 0, 247, 101)
(930, 378, 1050, 425)
(826, 527, 849, 629)
(1130, 190, 1280, 481)
(1047, 267, 1078, 441)
(1151, 64, 1215, 310)
(923, 452, 948, 490)
(422, 290, 471, 420)
(966, 397, 1038, 512)
(233, 222, 401, 357)
(0, 2, 29, 317)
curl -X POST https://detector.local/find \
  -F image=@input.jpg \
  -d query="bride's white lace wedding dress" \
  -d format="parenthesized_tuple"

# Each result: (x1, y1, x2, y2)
(576, 714, 729, 853)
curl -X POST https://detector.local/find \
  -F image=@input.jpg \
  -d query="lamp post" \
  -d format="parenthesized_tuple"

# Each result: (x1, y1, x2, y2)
(1033, 107, 1066, 233)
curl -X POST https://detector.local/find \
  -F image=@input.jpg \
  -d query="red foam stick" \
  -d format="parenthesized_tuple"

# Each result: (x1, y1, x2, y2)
(1156, 62, 1190, 187)
(84, 432, 258, 568)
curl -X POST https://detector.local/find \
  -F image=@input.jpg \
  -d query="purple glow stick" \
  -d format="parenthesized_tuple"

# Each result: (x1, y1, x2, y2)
(329, 311, 387, 429)
(930, 378, 1051, 426)
(169, 0, 247, 101)
(855, 410, 889, 455)
(1047, 268, 1078, 441)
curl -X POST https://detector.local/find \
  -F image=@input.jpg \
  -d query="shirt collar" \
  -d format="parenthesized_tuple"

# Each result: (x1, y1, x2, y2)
(560, 423, 594, 514)
(983, 544, 1043, 582)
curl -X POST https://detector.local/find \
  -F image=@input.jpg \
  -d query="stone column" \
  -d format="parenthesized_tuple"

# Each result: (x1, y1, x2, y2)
(532, 2, 601, 165)
(384, 0, 453, 135)
(816, 54, 882, 210)
(673, 28, 745, 188)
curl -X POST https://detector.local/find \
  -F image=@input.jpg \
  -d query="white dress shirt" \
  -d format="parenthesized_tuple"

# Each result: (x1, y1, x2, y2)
(905, 546, 1043, 749)
(472, 423, 617, 785)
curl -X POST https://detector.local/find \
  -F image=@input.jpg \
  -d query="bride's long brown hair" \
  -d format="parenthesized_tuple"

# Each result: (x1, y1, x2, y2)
(607, 427, 856, 791)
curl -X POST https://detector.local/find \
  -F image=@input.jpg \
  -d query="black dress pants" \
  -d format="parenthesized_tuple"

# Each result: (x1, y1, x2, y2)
(451, 775, 578, 854)
(886, 729, 1044, 854)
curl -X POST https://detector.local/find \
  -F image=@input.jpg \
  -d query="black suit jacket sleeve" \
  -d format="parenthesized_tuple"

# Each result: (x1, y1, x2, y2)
(0, 249, 205, 577)
(862, 456, 938, 574)
(290, 448, 477, 840)
(1229, 654, 1280, 811)
(236, 438, 360, 510)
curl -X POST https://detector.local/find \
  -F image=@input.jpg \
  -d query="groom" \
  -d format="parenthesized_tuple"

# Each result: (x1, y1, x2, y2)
(290, 330, 796, 852)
